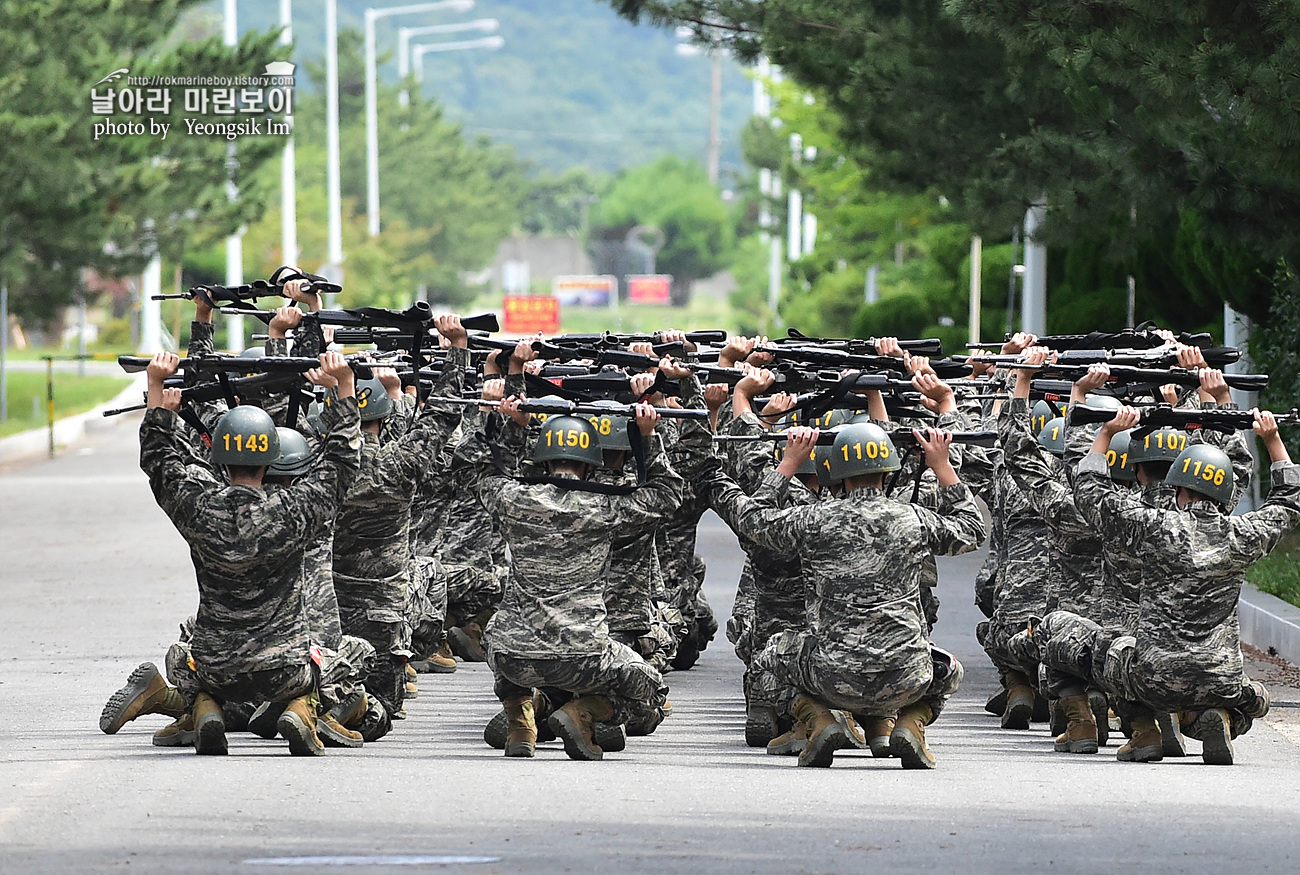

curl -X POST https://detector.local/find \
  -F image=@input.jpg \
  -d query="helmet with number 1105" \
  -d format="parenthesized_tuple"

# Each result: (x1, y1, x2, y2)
(532, 415, 603, 468)
(827, 421, 901, 480)
(1165, 443, 1234, 506)
(211, 405, 280, 466)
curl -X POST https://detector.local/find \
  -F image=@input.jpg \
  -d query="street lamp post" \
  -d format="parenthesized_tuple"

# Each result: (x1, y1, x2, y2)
(399, 19, 499, 106)
(411, 35, 505, 84)
(365, 0, 475, 238)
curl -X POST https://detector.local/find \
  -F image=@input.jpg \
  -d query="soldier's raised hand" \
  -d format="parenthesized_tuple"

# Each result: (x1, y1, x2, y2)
(634, 401, 661, 435)
(435, 314, 467, 348)
(777, 427, 819, 479)
(500, 395, 530, 427)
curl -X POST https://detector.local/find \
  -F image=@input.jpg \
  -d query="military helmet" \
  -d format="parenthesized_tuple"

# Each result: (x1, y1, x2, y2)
(1166, 443, 1234, 506)
(268, 427, 314, 477)
(533, 415, 603, 468)
(211, 405, 280, 467)
(1128, 426, 1188, 466)
(1037, 417, 1066, 457)
(1105, 429, 1137, 483)
(354, 376, 394, 422)
(775, 409, 850, 477)
(828, 421, 901, 480)
(1030, 400, 1057, 434)
(1084, 393, 1122, 411)
(586, 400, 633, 451)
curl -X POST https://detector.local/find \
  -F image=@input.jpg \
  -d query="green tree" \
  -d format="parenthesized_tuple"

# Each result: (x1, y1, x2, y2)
(589, 154, 735, 304)
(0, 1, 284, 324)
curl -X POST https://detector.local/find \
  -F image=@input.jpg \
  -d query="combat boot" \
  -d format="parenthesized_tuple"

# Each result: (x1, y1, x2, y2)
(791, 695, 849, 768)
(247, 701, 287, 739)
(593, 722, 627, 753)
(1185, 708, 1234, 766)
(332, 691, 368, 729)
(410, 642, 458, 674)
(1115, 710, 1163, 763)
(449, 614, 489, 663)
(857, 714, 896, 759)
(405, 663, 419, 700)
(503, 695, 537, 758)
(984, 686, 1008, 717)
(766, 720, 808, 756)
(549, 696, 615, 761)
(744, 704, 780, 748)
(1048, 699, 1067, 737)
(277, 694, 325, 757)
(832, 711, 868, 750)
(1001, 672, 1035, 730)
(1053, 694, 1099, 754)
(889, 702, 936, 769)
(485, 691, 553, 749)
(152, 713, 195, 747)
(1155, 711, 1187, 757)
(1088, 690, 1110, 748)
(317, 711, 364, 748)
(193, 693, 228, 756)
(100, 663, 186, 734)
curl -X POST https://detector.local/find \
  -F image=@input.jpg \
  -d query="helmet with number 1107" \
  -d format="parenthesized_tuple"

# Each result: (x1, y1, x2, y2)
(211, 405, 280, 466)
(533, 415, 603, 468)
(828, 421, 901, 480)
(1128, 426, 1188, 466)
(1165, 443, 1235, 506)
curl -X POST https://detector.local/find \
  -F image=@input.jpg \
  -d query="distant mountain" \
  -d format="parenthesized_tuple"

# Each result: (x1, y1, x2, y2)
(229, 0, 753, 176)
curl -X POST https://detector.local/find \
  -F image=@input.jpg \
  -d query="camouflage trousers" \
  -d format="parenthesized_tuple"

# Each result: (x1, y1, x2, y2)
(338, 606, 408, 718)
(408, 555, 448, 660)
(751, 630, 963, 720)
(445, 561, 504, 628)
(1009, 610, 1270, 732)
(164, 642, 314, 710)
(487, 639, 669, 726)
(317, 635, 377, 711)
(978, 611, 1039, 682)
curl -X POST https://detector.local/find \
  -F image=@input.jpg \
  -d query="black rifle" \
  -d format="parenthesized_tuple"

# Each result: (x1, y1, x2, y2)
(117, 354, 377, 380)
(967, 325, 1213, 351)
(772, 328, 945, 356)
(712, 427, 997, 448)
(1068, 404, 1300, 434)
(958, 345, 1240, 369)
(546, 330, 727, 348)
(101, 371, 309, 418)
(444, 396, 711, 421)
(745, 344, 973, 380)
(1026, 363, 1266, 391)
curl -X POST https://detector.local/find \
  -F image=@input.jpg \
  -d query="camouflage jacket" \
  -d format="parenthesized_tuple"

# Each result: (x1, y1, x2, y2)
(475, 419, 686, 658)
(331, 347, 468, 617)
(998, 397, 1105, 616)
(1074, 453, 1300, 705)
(709, 469, 986, 674)
(139, 394, 361, 677)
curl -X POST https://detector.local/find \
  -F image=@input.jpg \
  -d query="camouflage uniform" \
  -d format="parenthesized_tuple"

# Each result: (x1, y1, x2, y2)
(142, 393, 362, 708)
(331, 347, 468, 717)
(1014, 453, 1300, 729)
(709, 469, 985, 719)
(473, 417, 686, 725)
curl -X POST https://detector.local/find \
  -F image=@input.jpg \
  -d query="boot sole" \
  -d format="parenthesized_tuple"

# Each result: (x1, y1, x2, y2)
(247, 702, 286, 740)
(1198, 711, 1234, 766)
(1156, 711, 1188, 757)
(483, 710, 508, 750)
(448, 628, 486, 663)
(100, 662, 162, 734)
(1116, 744, 1163, 763)
(797, 725, 848, 768)
(1001, 697, 1033, 730)
(405, 686, 419, 700)
(766, 737, 806, 756)
(194, 711, 228, 756)
(868, 737, 893, 759)
(1053, 737, 1099, 754)
(549, 711, 603, 761)
(1089, 692, 1110, 748)
(504, 742, 535, 758)
(744, 706, 779, 748)
(317, 720, 364, 749)
(593, 722, 627, 753)
(984, 689, 1008, 717)
(889, 727, 936, 769)
(831, 711, 868, 750)
(277, 712, 324, 757)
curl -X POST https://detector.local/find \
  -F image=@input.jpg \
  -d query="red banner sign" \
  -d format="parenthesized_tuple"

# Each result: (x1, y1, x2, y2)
(502, 295, 561, 334)
(627, 274, 672, 305)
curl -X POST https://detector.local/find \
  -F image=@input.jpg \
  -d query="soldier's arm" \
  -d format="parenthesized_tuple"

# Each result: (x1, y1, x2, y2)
(386, 346, 470, 484)
(139, 407, 222, 531)
(707, 468, 807, 555)
(1073, 456, 1163, 551)
(611, 431, 686, 532)
(998, 397, 1087, 534)
(1232, 462, 1300, 563)
(275, 390, 363, 538)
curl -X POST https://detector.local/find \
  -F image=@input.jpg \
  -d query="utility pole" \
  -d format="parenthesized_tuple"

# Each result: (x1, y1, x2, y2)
(1021, 200, 1048, 337)
(707, 54, 721, 185)
(323, 0, 345, 301)
(0, 278, 8, 423)
(968, 235, 982, 345)
(224, 0, 244, 351)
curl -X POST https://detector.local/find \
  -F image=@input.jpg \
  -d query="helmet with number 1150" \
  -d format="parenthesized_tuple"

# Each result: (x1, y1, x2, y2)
(533, 415, 603, 468)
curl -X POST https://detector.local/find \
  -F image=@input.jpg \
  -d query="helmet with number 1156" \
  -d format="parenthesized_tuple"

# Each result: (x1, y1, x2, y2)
(533, 415, 603, 468)
(1165, 443, 1234, 506)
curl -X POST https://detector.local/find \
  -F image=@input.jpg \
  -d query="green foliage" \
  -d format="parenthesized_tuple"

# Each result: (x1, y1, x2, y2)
(519, 168, 603, 236)
(0, 371, 131, 438)
(1248, 535, 1300, 610)
(1250, 269, 1300, 459)
(0, 1, 284, 325)
(590, 154, 736, 298)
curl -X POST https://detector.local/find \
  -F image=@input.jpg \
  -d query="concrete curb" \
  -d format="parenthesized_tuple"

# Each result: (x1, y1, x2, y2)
(1240, 583, 1300, 667)
(0, 375, 145, 464)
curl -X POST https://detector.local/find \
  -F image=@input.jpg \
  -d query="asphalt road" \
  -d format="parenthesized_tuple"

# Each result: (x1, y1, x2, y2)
(3, 417, 1300, 874)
